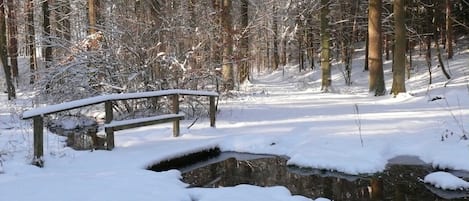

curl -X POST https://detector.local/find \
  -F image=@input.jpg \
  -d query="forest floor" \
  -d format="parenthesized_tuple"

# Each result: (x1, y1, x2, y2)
(0, 41, 469, 201)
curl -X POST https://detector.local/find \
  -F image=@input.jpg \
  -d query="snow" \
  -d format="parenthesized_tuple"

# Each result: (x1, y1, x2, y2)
(1, 44, 469, 201)
(188, 185, 314, 201)
(424, 171, 469, 190)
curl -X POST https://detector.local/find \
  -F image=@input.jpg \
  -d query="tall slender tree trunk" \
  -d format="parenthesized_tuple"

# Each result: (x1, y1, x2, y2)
(238, 0, 249, 83)
(221, 0, 234, 91)
(368, 0, 386, 96)
(43, 0, 52, 68)
(211, 0, 222, 85)
(391, 0, 406, 96)
(445, 0, 453, 59)
(26, 0, 37, 84)
(364, 31, 369, 71)
(407, 39, 412, 79)
(272, 3, 279, 70)
(88, 0, 97, 34)
(306, 14, 315, 70)
(56, 0, 71, 41)
(320, 0, 331, 92)
(6, 0, 18, 85)
(296, 10, 304, 72)
(280, 26, 287, 67)
(426, 36, 432, 84)
(0, 0, 15, 99)
(433, 2, 451, 80)
(384, 34, 390, 61)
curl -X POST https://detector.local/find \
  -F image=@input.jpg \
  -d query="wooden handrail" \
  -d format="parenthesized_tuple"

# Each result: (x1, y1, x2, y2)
(22, 89, 218, 119)
(22, 89, 219, 167)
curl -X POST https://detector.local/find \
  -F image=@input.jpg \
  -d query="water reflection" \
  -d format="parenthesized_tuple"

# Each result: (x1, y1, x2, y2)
(180, 155, 469, 201)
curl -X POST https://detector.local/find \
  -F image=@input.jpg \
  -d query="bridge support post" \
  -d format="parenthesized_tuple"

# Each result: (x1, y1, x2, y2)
(172, 94, 180, 137)
(209, 96, 216, 127)
(105, 101, 114, 150)
(32, 116, 44, 167)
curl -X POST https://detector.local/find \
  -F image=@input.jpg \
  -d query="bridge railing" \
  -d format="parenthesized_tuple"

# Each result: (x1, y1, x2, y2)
(21, 89, 219, 167)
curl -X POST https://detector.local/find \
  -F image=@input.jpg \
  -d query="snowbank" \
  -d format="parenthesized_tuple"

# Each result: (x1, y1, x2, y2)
(424, 171, 469, 191)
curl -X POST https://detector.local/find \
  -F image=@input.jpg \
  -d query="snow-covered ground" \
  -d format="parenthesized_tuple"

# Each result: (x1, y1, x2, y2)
(1, 43, 468, 200)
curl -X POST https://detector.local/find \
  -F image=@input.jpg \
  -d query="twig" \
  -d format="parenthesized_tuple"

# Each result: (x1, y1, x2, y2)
(442, 97, 468, 140)
(354, 104, 364, 147)
(187, 117, 199, 129)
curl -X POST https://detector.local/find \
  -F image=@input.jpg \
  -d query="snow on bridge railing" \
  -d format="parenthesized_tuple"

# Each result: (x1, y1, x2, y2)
(21, 89, 219, 119)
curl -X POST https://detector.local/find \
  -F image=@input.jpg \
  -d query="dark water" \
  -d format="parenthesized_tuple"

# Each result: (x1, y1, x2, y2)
(148, 150, 469, 201)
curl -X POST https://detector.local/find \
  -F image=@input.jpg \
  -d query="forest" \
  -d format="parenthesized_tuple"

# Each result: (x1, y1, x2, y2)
(1, 1, 469, 201)
(1, 0, 468, 102)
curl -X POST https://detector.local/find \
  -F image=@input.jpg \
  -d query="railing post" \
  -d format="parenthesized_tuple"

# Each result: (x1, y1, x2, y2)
(172, 94, 180, 137)
(105, 101, 114, 150)
(209, 96, 216, 127)
(32, 116, 44, 167)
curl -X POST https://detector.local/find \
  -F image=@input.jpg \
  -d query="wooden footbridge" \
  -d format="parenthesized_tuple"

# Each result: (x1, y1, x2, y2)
(21, 89, 219, 167)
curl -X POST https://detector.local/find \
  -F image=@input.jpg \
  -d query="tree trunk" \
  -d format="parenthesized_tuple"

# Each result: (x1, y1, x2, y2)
(368, 0, 386, 96)
(320, 0, 331, 92)
(221, 0, 234, 91)
(407, 39, 412, 80)
(0, 0, 15, 99)
(433, 1, 451, 80)
(56, 0, 71, 41)
(238, 0, 249, 83)
(445, 0, 453, 59)
(296, 12, 304, 72)
(391, 0, 406, 96)
(426, 36, 432, 84)
(211, 0, 222, 84)
(280, 27, 287, 67)
(384, 34, 390, 61)
(6, 0, 18, 85)
(88, 0, 97, 34)
(43, 0, 52, 68)
(26, 0, 37, 84)
(306, 15, 315, 70)
(364, 31, 369, 71)
(272, 3, 279, 70)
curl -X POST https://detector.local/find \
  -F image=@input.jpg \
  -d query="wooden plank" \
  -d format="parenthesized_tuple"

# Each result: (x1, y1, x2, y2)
(32, 116, 44, 167)
(104, 114, 184, 131)
(209, 96, 216, 127)
(105, 101, 114, 150)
